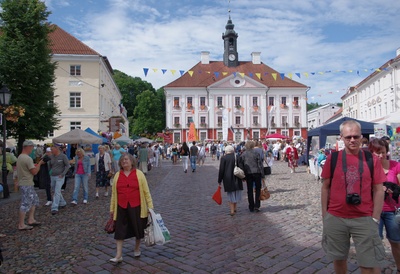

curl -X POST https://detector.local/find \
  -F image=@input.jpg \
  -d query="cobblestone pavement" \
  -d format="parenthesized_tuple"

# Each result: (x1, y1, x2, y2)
(0, 157, 397, 273)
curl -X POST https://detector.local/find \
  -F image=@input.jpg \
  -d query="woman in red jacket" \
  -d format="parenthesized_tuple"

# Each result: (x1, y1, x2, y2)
(109, 153, 153, 263)
(286, 142, 299, 173)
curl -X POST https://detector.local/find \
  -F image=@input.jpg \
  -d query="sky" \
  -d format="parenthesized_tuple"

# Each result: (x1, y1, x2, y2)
(44, 0, 400, 104)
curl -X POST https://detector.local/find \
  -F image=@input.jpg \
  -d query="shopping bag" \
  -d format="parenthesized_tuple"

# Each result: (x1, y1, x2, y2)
(260, 187, 270, 200)
(144, 215, 155, 247)
(149, 209, 171, 245)
(212, 185, 222, 205)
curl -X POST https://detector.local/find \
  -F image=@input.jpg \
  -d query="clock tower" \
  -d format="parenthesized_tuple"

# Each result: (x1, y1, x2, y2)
(222, 16, 239, 67)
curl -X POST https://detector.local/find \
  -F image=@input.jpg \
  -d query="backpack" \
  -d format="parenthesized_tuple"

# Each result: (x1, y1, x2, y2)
(330, 150, 374, 182)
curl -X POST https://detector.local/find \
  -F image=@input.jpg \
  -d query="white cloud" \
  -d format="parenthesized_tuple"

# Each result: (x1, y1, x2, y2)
(48, 0, 400, 103)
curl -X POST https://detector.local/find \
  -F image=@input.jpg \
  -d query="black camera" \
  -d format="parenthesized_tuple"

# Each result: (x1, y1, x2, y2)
(346, 193, 361, 205)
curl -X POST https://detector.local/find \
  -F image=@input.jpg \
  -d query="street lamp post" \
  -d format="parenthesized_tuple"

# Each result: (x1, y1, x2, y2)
(0, 85, 11, 199)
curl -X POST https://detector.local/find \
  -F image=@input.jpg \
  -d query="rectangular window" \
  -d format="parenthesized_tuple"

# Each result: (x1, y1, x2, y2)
(253, 116, 259, 125)
(268, 97, 274, 106)
(252, 97, 258, 106)
(281, 130, 288, 136)
(282, 116, 288, 125)
(293, 97, 299, 107)
(253, 131, 259, 140)
(271, 116, 275, 123)
(70, 121, 81, 130)
(200, 131, 207, 141)
(187, 97, 193, 108)
(48, 130, 54, 138)
(294, 116, 300, 124)
(235, 96, 241, 106)
(173, 97, 180, 107)
(281, 97, 287, 106)
(217, 116, 222, 127)
(70, 92, 81, 108)
(200, 116, 206, 124)
(217, 96, 223, 107)
(235, 116, 241, 125)
(200, 97, 205, 106)
(187, 116, 193, 126)
(70, 65, 81, 76)
(174, 117, 180, 125)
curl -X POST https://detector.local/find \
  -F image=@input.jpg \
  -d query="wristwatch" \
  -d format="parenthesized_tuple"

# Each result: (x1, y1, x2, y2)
(372, 217, 379, 224)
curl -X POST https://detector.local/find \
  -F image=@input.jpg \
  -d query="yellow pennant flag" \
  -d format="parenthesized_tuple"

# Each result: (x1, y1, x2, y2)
(303, 72, 309, 78)
(318, 72, 324, 75)
(171, 70, 176, 75)
(152, 68, 158, 73)
(348, 70, 353, 73)
(206, 71, 211, 74)
(272, 73, 277, 81)
(375, 68, 381, 72)
(287, 73, 293, 79)
(255, 73, 261, 79)
(222, 72, 228, 76)
(239, 72, 245, 77)
(188, 71, 194, 77)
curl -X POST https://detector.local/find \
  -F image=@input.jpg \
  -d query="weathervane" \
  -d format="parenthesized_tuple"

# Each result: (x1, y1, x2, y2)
(228, 0, 231, 17)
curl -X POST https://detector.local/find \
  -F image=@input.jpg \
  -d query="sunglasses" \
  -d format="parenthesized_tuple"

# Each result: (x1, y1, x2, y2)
(342, 135, 361, 140)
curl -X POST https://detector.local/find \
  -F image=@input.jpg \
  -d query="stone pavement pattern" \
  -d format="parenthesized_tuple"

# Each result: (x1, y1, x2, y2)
(0, 158, 397, 273)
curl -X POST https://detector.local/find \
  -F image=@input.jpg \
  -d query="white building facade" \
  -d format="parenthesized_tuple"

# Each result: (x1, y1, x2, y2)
(307, 104, 341, 129)
(164, 18, 308, 143)
(342, 48, 400, 124)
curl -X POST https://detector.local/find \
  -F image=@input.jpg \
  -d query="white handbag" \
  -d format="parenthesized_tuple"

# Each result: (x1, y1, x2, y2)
(233, 155, 245, 179)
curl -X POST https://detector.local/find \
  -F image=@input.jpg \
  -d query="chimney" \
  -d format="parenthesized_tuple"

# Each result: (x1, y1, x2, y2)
(397, 47, 400, 57)
(201, 51, 210, 64)
(251, 52, 261, 64)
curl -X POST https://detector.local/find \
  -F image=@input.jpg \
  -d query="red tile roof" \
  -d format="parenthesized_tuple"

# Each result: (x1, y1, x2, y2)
(165, 61, 307, 88)
(49, 24, 100, 56)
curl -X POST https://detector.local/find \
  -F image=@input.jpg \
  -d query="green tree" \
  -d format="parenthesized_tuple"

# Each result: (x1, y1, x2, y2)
(132, 90, 164, 136)
(0, 0, 59, 152)
(113, 70, 155, 117)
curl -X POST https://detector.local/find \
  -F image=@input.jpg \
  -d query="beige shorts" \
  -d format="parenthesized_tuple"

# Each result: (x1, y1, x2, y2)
(322, 213, 385, 268)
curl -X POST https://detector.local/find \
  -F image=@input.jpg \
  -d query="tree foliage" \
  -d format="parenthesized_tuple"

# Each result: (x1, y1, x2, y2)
(112, 70, 155, 117)
(132, 90, 164, 135)
(112, 70, 166, 136)
(0, 0, 59, 151)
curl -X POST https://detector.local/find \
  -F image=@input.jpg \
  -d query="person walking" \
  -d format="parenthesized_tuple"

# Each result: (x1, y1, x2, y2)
(197, 143, 206, 167)
(179, 142, 190, 173)
(238, 140, 265, 213)
(49, 145, 70, 215)
(285, 142, 299, 173)
(138, 143, 149, 175)
(112, 144, 126, 173)
(218, 145, 243, 216)
(189, 141, 199, 172)
(321, 120, 386, 274)
(368, 138, 400, 272)
(71, 148, 91, 205)
(38, 147, 52, 206)
(95, 145, 112, 199)
(16, 140, 44, 230)
(109, 153, 153, 263)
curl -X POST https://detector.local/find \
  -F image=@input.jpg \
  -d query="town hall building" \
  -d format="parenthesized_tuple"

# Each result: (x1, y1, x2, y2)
(164, 16, 308, 143)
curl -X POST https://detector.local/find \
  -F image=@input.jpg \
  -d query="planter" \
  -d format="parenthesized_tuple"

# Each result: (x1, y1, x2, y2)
(174, 124, 181, 128)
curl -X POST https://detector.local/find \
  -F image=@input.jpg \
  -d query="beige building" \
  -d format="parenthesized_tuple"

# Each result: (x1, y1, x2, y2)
(41, 25, 128, 143)
(164, 17, 308, 143)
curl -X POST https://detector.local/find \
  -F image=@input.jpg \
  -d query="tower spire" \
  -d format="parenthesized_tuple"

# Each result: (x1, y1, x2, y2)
(222, 0, 239, 67)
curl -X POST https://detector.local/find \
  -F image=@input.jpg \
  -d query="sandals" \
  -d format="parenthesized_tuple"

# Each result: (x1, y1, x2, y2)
(18, 225, 33, 231)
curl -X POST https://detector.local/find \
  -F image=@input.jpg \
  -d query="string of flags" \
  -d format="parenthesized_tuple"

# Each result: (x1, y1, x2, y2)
(143, 67, 388, 80)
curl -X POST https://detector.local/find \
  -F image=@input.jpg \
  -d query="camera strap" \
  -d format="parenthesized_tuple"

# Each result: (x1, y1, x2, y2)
(342, 150, 364, 196)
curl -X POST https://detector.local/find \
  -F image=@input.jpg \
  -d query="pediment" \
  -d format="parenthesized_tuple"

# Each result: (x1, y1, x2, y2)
(208, 74, 268, 89)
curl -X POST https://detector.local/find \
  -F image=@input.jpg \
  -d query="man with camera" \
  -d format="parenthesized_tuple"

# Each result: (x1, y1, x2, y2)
(321, 120, 386, 274)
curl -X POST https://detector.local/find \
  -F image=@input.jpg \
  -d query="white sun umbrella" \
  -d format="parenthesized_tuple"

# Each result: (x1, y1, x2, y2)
(53, 129, 103, 144)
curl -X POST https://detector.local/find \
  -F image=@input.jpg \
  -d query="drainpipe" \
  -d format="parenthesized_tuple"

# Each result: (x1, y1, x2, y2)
(265, 87, 270, 136)
(206, 87, 210, 140)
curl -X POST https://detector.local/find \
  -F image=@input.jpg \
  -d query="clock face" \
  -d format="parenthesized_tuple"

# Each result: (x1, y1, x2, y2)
(228, 54, 236, 61)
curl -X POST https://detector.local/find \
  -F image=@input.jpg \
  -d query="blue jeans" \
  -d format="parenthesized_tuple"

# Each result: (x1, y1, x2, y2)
(379, 211, 400, 242)
(72, 174, 89, 202)
(181, 156, 189, 171)
(51, 175, 66, 211)
(190, 156, 197, 170)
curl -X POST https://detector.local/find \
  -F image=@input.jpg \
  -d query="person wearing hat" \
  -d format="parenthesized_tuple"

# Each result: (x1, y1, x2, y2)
(17, 140, 45, 230)
(49, 144, 70, 215)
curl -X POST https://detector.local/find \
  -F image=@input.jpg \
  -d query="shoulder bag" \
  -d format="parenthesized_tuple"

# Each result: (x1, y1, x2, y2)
(233, 154, 245, 179)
